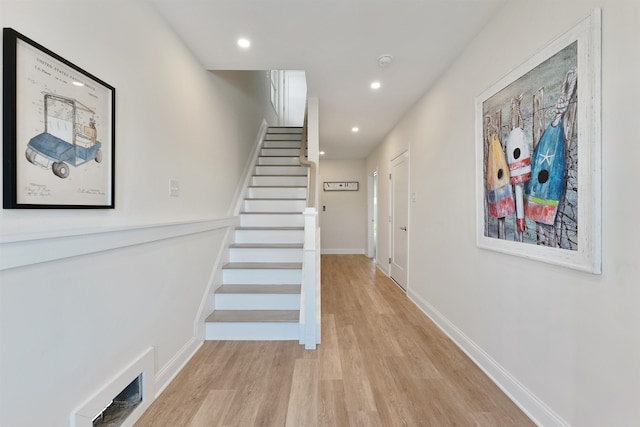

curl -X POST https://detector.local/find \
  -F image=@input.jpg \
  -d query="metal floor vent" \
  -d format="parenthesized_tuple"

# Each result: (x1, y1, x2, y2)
(92, 374, 142, 427)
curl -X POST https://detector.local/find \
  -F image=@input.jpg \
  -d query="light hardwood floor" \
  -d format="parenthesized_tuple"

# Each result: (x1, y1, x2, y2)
(135, 255, 534, 426)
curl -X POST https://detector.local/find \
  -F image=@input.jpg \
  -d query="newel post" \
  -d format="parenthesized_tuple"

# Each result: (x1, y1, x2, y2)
(302, 207, 319, 349)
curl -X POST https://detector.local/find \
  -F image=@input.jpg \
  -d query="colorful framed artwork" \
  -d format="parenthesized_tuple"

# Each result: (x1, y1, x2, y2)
(3, 28, 115, 209)
(475, 9, 601, 273)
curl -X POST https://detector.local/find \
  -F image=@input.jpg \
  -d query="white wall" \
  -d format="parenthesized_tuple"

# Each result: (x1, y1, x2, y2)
(0, 1, 276, 426)
(366, 1, 640, 425)
(319, 159, 367, 254)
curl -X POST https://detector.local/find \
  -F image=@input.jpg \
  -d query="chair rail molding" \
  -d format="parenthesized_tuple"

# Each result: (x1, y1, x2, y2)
(0, 217, 238, 271)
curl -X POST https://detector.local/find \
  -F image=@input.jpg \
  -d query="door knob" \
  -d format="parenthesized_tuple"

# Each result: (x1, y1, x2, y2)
(400, 226, 407, 231)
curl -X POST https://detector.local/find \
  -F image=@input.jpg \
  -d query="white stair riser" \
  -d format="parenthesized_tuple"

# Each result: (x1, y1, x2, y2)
(206, 321, 299, 340)
(258, 156, 300, 165)
(261, 148, 300, 157)
(263, 141, 301, 149)
(252, 175, 308, 186)
(247, 187, 307, 199)
(265, 134, 302, 141)
(229, 247, 303, 263)
(234, 229, 304, 244)
(255, 166, 307, 176)
(215, 293, 300, 310)
(243, 199, 306, 212)
(268, 127, 303, 134)
(240, 214, 304, 227)
(223, 268, 301, 284)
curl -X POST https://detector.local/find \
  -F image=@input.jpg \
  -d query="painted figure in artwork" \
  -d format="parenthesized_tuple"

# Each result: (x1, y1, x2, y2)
(486, 132, 515, 219)
(506, 95, 532, 232)
(524, 67, 577, 226)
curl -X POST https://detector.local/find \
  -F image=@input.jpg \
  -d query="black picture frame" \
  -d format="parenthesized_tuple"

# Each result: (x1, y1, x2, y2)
(323, 182, 359, 191)
(3, 27, 115, 209)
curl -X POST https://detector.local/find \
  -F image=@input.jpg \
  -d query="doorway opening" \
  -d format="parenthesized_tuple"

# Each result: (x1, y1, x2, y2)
(368, 170, 378, 262)
(270, 70, 307, 126)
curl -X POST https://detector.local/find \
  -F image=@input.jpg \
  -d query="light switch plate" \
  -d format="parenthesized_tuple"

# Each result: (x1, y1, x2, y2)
(169, 179, 180, 197)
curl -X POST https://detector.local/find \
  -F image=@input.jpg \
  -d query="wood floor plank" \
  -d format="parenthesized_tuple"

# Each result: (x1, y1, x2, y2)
(285, 359, 318, 426)
(317, 379, 348, 426)
(347, 410, 383, 427)
(336, 324, 378, 412)
(219, 342, 278, 426)
(254, 342, 304, 426)
(318, 314, 343, 380)
(135, 255, 534, 427)
(186, 389, 236, 427)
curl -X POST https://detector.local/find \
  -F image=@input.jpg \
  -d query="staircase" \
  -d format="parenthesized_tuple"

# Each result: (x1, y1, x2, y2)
(205, 126, 307, 340)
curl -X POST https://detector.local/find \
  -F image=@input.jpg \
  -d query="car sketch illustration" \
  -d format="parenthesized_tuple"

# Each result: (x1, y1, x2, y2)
(25, 93, 102, 179)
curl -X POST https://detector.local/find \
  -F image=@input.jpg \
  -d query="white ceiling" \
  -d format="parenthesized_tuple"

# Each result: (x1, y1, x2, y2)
(151, 0, 506, 159)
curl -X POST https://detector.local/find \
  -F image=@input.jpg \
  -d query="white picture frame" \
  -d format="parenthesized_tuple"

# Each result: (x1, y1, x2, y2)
(475, 9, 601, 274)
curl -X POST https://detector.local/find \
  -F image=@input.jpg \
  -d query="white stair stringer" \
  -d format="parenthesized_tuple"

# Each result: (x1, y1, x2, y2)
(206, 126, 307, 341)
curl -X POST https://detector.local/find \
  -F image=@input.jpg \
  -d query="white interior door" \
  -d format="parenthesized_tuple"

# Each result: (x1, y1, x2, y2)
(390, 151, 409, 290)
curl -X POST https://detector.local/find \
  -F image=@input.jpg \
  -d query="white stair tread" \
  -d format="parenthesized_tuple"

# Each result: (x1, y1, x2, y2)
(244, 198, 306, 201)
(268, 127, 303, 131)
(216, 285, 301, 294)
(252, 175, 307, 178)
(253, 173, 306, 176)
(236, 226, 304, 230)
(230, 243, 303, 248)
(258, 161, 301, 164)
(240, 211, 304, 215)
(223, 262, 302, 269)
(206, 310, 299, 322)
(262, 136, 301, 140)
(248, 186, 307, 188)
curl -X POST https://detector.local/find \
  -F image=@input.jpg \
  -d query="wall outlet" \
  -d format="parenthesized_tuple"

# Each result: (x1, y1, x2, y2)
(169, 179, 180, 197)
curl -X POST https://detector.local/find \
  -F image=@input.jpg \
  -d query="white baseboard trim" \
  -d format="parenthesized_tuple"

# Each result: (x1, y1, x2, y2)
(195, 226, 233, 340)
(153, 336, 203, 398)
(321, 248, 365, 255)
(228, 119, 269, 217)
(407, 290, 569, 427)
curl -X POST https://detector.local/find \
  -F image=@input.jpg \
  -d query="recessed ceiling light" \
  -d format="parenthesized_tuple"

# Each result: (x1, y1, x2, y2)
(237, 38, 251, 48)
(320, 151, 325, 155)
(370, 81, 381, 90)
(352, 127, 359, 133)
(72, 81, 84, 87)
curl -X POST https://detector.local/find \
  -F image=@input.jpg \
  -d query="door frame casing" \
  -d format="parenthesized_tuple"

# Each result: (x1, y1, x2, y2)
(367, 169, 378, 260)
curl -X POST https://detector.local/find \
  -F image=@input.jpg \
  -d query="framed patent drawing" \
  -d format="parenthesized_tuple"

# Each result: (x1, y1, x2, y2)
(3, 28, 115, 209)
